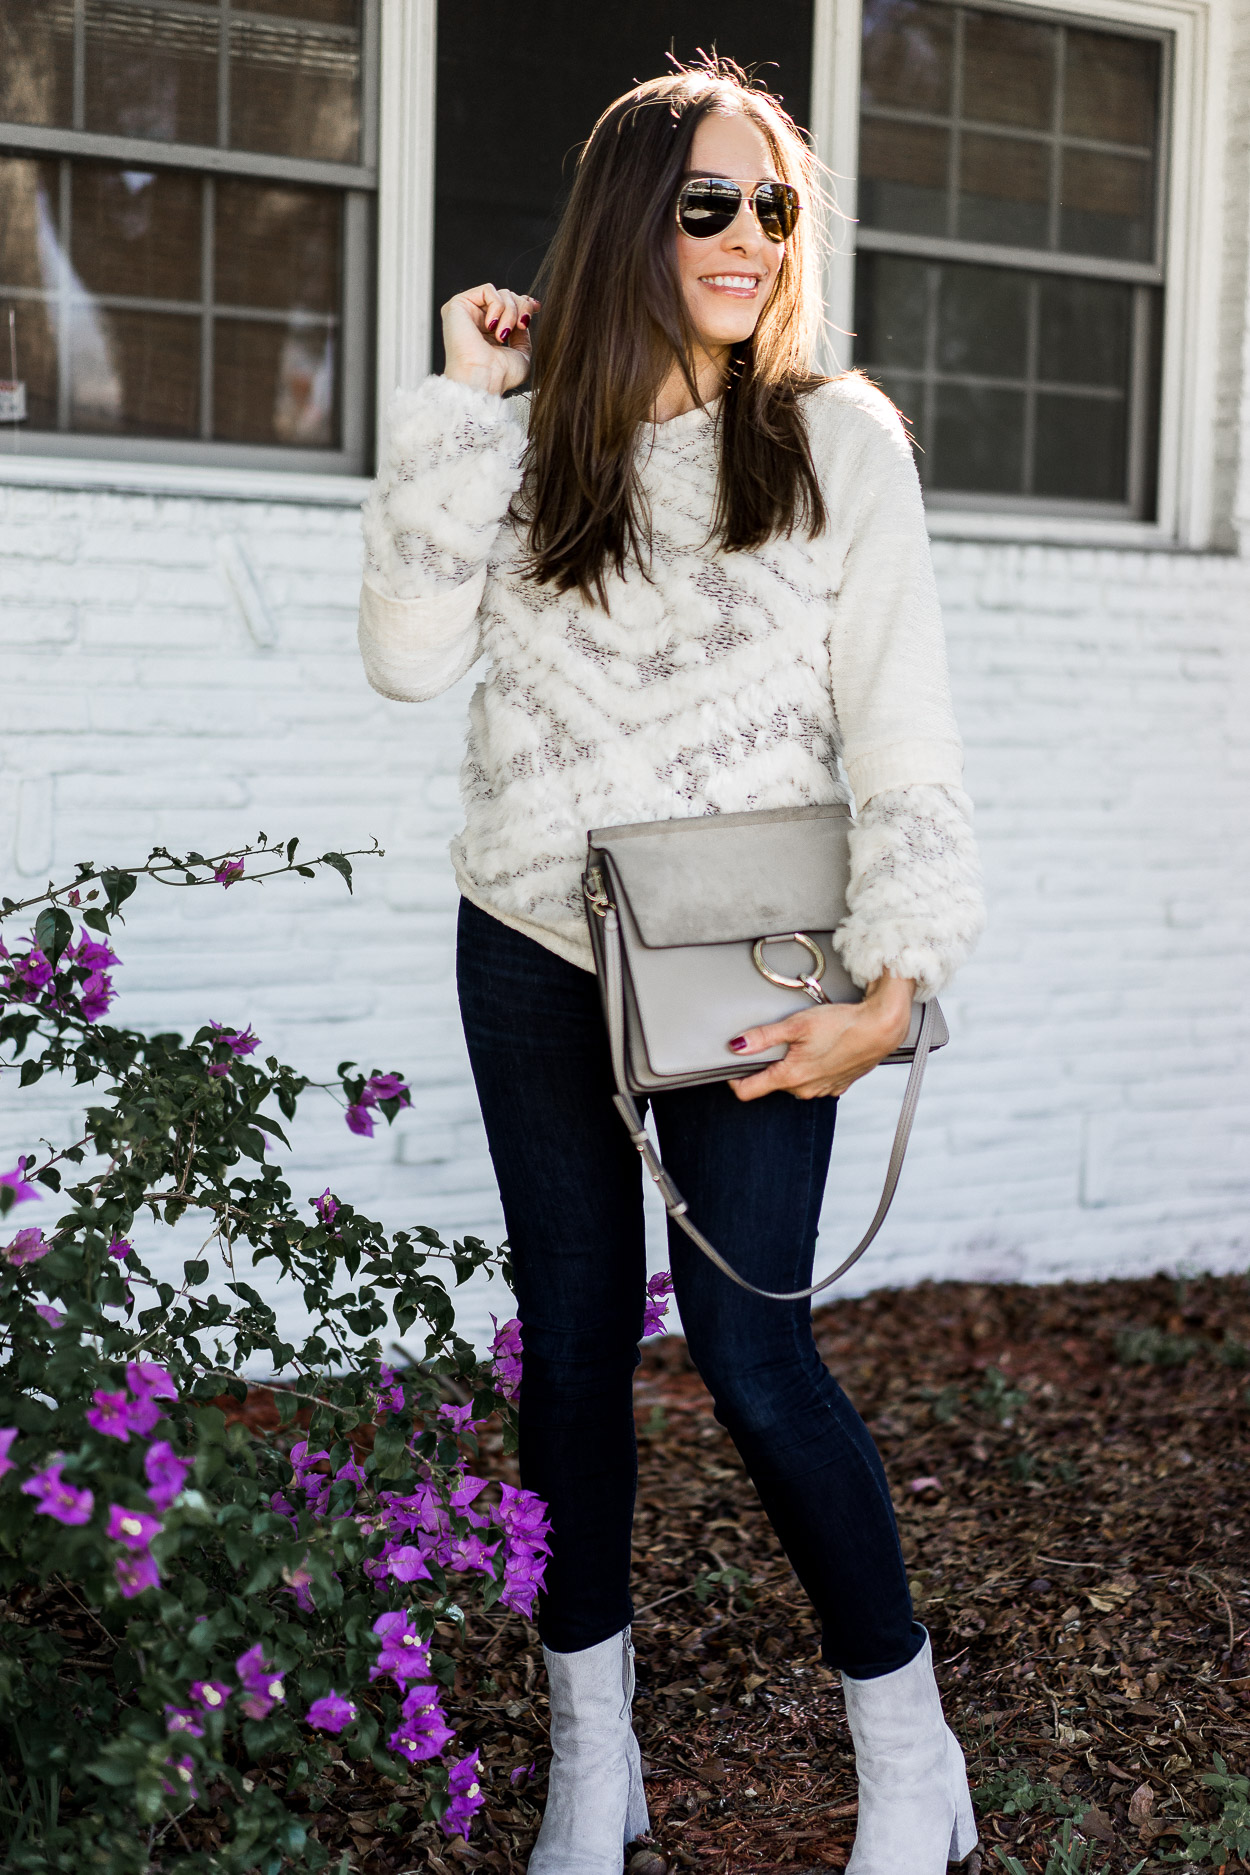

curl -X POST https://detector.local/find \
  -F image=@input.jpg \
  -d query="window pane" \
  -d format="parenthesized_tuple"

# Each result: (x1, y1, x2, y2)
(69, 305, 199, 435)
(854, 252, 929, 369)
(1036, 276, 1131, 388)
(1, 299, 58, 427)
(0, 0, 74, 127)
(0, 156, 60, 291)
(1064, 27, 1159, 145)
(933, 383, 1025, 492)
(213, 317, 336, 447)
(937, 264, 1028, 377)
(1034, 392, 1125, 500)
(961, 12, 1054, 132)
(214, 179, 340, 314)
(858, 118, 948, 235)
(85, 1, 218, 145)
(233, 0, 359, 20)
(958, 132, 1049, 247)
(1060, 148, 1153, 260)
(860, 0, 952, 112)
(229, 13, 361, 163)
(71, 164, 201, 300)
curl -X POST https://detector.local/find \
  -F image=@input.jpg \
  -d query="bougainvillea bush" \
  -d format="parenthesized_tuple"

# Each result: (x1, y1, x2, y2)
(0, 840, 544, 1874)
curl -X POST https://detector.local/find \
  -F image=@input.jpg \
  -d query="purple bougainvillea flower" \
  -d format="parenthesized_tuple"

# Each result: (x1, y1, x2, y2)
(190, 1680, 231, 1712)
(370, 1610, 431, 1686)
(21, 1462, 93, 1525)
(209, 1021, 260, 1056)
(344, 1102, 374, 1137)
(510, 1759, 537, 1787)
(306, 1691, 357, 1734)
(385, 1543, 434, 1584)
(334, 1453, 368, 1490)
(79, 972, 115, 1022)
(164, 1705, 204, 1737)
(489, 1315, 523, 1401)
(73, 935, 117, 973)
(360, 1072, 411, 1107)
(372, 1361, 404, 1415)
(214, 859, 244, 888)
(206, 1060, 231, 1079)
(116, 1548, 161, 1598)
(160, 1754, 198, 1801)
(107, 1236, 133, 1261)
(436, 1402, 475, 1434)
(388, 1682, 455, 1763)
(4, 1228, 49, 1266)
(35, 1303, 65, 1328)
(17, 950, 52, 990)
(107, 1503, 163, 1550)
(312, 1188, 340, 1225)
(443, 1529, 500, 1575)
(0, 1428, 18, 1478)
(127, 1361, 177, 1405)
(235, 1644, 285, 1719)
(0, 1161, 39, 1206)
(641, 1268, 675, 1338)
(144, 1440, 192, 1509)
(442, 1749, 485, 1841)
(497, 1481, 552, 1619)
(86, 1390, 134, 1441)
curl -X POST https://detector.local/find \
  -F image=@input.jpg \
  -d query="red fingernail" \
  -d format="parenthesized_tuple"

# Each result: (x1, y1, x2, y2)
(498, 326, 510, 343)
(729, 1037, 748, 1052)
(486, 316, 499, 331)
(519, 313, 530, 328)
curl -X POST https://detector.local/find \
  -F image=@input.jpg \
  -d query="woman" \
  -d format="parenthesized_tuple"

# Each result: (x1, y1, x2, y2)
(359, 62, 984, 1875)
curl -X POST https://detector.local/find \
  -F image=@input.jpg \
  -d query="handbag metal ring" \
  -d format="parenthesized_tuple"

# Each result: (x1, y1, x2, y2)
(751, 932, 830, 1005)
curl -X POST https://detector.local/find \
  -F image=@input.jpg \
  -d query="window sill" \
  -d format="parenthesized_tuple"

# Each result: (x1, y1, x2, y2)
(0, 451, 372, 509)
(924, 507, 1193, 552)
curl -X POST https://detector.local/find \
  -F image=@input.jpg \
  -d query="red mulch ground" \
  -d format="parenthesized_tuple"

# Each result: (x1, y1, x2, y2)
(233, 1274, 1250, 1871)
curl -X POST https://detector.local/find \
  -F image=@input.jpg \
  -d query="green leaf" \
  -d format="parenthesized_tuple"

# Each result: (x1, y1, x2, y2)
(82, 907, 112, 934)
(99, 870, 138, 916)
(321, 852, 353, 893)
(34, 907, 73, 968)
(183, 1259, 210, 1285)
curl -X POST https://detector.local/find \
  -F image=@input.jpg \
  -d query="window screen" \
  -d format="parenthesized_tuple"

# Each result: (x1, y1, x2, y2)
(853, 0, 1165, 515)
(0, 0, 376, 472)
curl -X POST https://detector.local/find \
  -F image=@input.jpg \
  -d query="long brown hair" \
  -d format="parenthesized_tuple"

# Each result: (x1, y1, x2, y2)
(520, 61, 829, 607)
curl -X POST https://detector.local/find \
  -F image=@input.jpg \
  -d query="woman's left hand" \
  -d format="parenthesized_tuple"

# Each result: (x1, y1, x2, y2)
(728, 974, 917, 1102)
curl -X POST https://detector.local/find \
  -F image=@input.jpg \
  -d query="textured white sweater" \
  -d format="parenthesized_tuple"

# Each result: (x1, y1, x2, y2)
(358, 371, 984, 997)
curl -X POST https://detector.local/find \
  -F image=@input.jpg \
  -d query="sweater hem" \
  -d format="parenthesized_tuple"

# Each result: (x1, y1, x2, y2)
(453, 873, 597, 974)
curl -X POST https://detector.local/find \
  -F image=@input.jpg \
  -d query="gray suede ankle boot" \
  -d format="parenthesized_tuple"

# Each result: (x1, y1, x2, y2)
(529, 1626, 649, 1874)
(841, 1633, 978, 1873)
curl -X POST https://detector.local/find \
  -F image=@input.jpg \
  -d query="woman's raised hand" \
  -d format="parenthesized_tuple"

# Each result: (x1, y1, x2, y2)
(441, 284, 540, 397)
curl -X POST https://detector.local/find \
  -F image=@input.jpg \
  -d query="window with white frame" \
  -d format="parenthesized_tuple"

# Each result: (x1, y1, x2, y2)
(851, 0, 1167, 516)
(0, 0, 377, 473)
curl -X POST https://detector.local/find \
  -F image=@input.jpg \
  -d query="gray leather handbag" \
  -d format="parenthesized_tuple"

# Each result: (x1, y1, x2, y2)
(582, 802, 948, 1302)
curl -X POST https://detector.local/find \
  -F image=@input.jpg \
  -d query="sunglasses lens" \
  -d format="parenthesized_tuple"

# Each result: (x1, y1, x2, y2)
(677, 179, 743, 238)
(755, 183, 800, 241)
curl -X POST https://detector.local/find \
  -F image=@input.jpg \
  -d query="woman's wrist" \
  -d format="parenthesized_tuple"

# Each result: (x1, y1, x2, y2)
(442, 361, 509, 398)
(861, 972, 916, 1044)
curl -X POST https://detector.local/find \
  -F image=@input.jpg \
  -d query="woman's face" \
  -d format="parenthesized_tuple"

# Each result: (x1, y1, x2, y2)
(675, 110, 788, 355)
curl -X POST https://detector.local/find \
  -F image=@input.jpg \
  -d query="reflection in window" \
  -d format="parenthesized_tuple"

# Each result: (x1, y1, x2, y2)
(854, 0, 1165, 513)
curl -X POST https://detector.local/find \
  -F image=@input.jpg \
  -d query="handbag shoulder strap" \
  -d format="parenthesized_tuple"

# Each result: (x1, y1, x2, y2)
(600, 903, 938, 1303)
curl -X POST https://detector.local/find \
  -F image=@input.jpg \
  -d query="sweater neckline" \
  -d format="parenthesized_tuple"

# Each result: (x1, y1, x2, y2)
(643, 396, 721, 446)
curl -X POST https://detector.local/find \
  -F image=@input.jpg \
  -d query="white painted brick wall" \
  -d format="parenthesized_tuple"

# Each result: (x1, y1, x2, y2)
(3, 479, 1248, 1357)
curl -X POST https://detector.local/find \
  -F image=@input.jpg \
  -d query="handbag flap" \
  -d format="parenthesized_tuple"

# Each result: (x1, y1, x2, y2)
(590, 803, 853, 948)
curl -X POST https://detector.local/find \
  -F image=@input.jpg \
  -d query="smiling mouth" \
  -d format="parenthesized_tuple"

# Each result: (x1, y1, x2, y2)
(698, 274, 763, 295)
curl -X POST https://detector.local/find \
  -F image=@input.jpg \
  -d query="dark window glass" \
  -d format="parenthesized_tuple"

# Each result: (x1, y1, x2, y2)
(213, 316, 336, 446)
(71, 165, 201, 300)
(0, 0, 74, 128)
(1036, 276, 1132, 387)
(1034, 392, 1126, 500)
(861, 0, 953, 112)
(934, 383, 1026, 493)
(858, 0, 1162, 262)
(84, 0, 218, 145)
(69, 305, 199, 436)
(229, 12, 361, 163)
(215, 180, 340, 313)
(936, 264, 1028, 377)
(858, 119, 949, 237)
(961, 12, 1054, 131)
(0, 155, 60, 291)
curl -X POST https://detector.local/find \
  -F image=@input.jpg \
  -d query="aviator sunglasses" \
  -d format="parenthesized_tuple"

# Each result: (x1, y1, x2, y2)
(675, 175, 801, 244)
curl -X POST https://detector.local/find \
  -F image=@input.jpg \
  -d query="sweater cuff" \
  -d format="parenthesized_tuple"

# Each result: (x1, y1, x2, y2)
(845, 739, 965, 809)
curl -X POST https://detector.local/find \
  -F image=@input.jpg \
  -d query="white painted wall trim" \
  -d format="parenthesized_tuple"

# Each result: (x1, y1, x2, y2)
(0, 453, 371, 506)
(374, 0, 438, 452)
(808, 0, 1231, 552)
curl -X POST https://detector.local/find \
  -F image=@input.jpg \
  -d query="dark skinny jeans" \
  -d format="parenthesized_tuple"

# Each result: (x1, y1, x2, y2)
(456, 896, 924, 1679)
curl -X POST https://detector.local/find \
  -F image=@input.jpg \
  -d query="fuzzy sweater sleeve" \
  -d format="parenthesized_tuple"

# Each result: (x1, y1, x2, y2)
(833, 783, 985, 1001)
(357, 375, 527, 703)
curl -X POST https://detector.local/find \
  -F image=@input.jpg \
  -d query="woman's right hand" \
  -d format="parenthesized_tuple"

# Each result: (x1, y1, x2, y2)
(441, 284, 540, 397)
